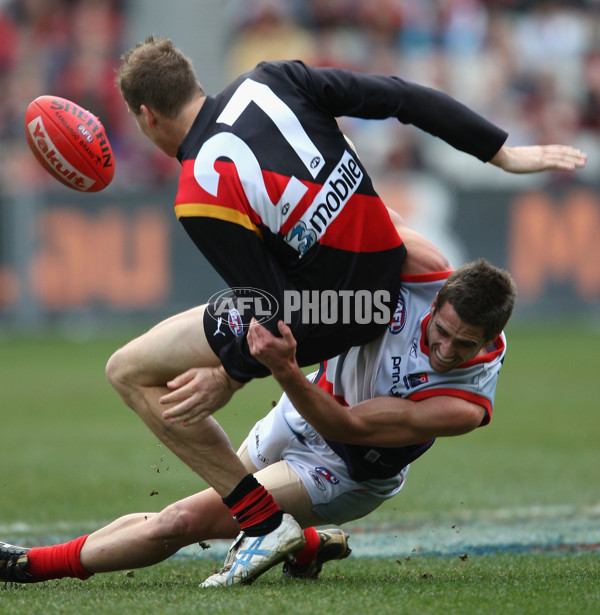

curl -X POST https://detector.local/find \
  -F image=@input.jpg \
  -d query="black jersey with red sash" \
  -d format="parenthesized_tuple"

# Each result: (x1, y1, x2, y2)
(175, 61, 508, 381)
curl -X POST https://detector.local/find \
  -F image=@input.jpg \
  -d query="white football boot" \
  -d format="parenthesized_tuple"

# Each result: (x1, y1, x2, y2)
(201, 513, 305, 587)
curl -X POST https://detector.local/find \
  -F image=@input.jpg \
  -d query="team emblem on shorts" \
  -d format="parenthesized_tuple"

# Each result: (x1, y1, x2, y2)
(315, 466, 340, 485)
(388, 297, 407, 334)
(228, 308, 244, 337)
(207, 287, 279, 333)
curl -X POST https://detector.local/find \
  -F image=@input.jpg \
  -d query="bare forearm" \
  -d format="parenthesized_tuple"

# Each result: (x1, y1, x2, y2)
(248, 319, 485, 447)
(247, 318, 354, 439)
(274, 363, 485, 447)
(271, 364, 356, 441)
(271, 364, 432, 446)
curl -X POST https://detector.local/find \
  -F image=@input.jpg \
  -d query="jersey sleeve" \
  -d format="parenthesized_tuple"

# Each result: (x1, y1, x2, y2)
(274, 60, 508, 163)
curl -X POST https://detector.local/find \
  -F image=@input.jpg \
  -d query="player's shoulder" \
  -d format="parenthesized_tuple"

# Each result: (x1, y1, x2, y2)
(387, 210, 451, 276)
(251, 59, 338, 92)
(249, 59, 310, 79)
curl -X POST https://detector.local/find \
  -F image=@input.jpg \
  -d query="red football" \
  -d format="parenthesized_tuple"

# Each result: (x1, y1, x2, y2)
(25, 95, 115, 192)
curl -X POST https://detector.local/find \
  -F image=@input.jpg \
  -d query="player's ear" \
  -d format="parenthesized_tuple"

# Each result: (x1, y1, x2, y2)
(140, 104, 157, 127)
(430, 294, 438, 315)
(484, 332, 500, 348)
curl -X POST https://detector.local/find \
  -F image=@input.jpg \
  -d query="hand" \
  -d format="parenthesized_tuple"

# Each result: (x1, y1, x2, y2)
(247, 318, 298, 380)
(490, 145, 587, 173)
(160, 366, 242, 426)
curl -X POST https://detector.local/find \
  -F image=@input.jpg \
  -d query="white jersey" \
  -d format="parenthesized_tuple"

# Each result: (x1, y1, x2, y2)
(311, 270, 506, 481)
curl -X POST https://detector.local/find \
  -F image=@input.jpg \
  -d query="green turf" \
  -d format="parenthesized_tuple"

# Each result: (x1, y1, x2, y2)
(0, 331, 284, 524)
(0, 323, 598, 612)
(372, 322, 600, 519)
(1, 554, 598, 615)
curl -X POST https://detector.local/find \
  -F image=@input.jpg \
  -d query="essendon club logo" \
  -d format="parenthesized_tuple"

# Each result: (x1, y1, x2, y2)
(227, 308, 244, 337)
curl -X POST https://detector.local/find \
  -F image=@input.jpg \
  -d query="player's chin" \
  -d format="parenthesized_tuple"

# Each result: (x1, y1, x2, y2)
(429, 353, 456, 373)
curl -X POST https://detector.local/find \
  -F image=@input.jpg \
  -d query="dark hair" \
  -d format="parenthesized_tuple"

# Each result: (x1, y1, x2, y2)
(116, 35, 204, 118)
(435, 258, 517, 341)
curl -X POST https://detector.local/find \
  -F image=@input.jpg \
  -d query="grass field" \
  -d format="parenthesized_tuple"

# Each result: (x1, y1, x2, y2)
(1, 322, 599, 613)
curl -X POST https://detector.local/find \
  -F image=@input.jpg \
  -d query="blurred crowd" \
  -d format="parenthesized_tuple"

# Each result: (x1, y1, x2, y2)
(0, 0, 176, 194)
(2, 0, 600, 193)
(226, 0, 600, 186)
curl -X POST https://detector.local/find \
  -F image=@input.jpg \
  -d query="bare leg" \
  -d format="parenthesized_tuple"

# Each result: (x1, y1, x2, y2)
(105, 305, 248, 495)
(80, 489, 237, 572)
(79, 457, 321, 574)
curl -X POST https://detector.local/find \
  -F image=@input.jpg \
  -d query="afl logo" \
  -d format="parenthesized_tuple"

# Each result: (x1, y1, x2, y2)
(388, 297, 407, 334)
(228, 309, 244, 337)
(77, 124, 94, 143)
(208, 287, 279, 328)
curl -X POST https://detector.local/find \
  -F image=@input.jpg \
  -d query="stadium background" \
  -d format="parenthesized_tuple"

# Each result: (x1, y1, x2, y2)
(1, 0, 599, 331)
(1, 6, 598, 611)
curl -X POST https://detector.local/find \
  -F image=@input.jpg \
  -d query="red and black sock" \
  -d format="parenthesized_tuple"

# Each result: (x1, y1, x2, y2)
(26, 534, 92, 582)
(223, 474, 283, 537)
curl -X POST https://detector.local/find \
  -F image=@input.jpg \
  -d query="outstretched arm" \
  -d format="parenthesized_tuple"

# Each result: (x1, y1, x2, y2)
(489, 144, 587, 173)
(247, 319, 484, 447)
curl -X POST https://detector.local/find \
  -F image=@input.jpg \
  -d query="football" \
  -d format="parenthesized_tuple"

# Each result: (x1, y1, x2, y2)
(25, 95, 115, 192)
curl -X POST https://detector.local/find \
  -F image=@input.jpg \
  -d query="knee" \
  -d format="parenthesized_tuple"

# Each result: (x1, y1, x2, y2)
(150, 503, 200, 543)
(105, 346, 135, 397)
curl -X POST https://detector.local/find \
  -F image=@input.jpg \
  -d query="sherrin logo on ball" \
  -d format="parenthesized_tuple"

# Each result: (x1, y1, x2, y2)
(24, 95, 115, 192)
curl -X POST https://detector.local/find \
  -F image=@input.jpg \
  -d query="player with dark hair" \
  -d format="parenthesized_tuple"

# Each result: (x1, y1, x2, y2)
(1, 217, 518, 587)
(86, 35, 588, 583)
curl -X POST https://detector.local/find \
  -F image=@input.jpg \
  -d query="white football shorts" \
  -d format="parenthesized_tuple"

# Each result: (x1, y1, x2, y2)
(245, 393, 409, 526)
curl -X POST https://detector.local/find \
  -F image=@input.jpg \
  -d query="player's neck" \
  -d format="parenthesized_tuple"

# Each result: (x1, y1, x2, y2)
(158, 95, 206, 157)
(180, 94, 206, 137)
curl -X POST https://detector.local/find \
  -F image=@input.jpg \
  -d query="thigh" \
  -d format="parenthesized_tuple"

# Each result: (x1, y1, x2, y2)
(115, 304, 220, 384)
(246, 401, 407, 526)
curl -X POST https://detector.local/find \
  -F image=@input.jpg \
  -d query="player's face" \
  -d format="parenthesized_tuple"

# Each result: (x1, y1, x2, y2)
(426, 300, 489, 373)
